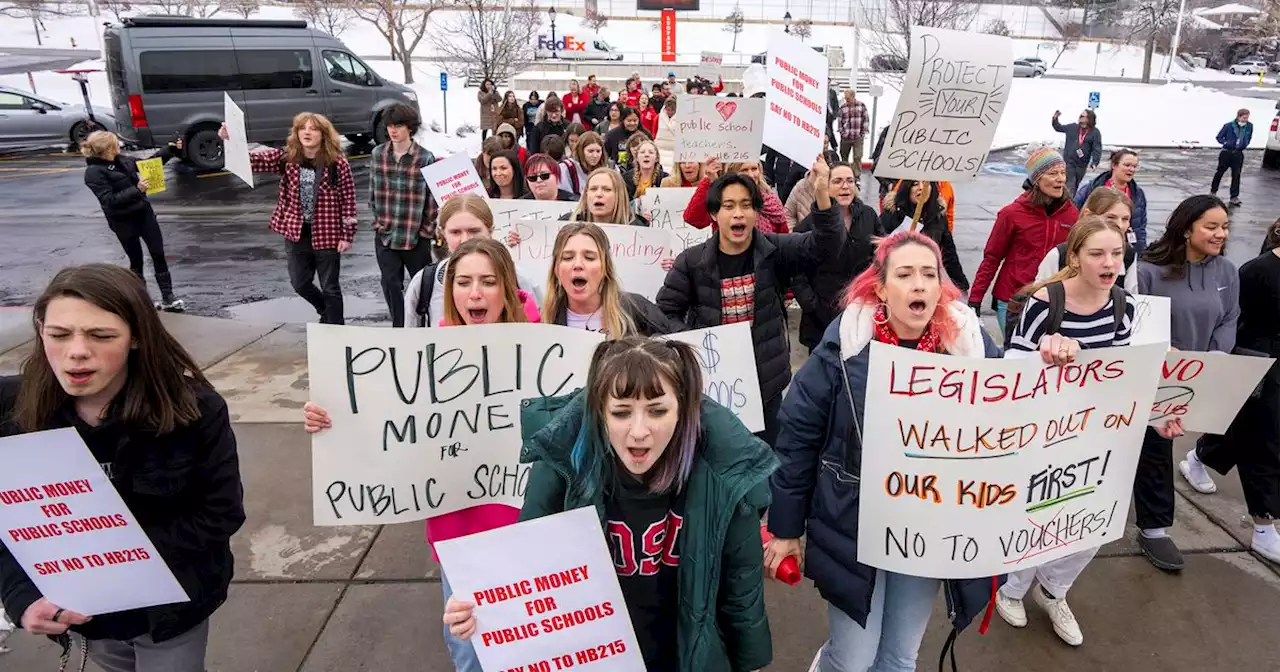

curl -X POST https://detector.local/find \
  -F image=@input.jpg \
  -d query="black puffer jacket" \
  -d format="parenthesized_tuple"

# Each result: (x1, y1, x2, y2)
(548, 292, 682, 336)
(656, 204, 844, 402)
(793, 200, 882, 349)
(83, 146, 175, 229)
(879, 184, 969, 291)
(0, 376, 245, 644)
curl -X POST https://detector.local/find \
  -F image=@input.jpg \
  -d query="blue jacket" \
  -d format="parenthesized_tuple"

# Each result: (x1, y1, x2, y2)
(1217, 121, 1253, 150)
(768, 301, 1001, 631)
(1074, 170, 1149, 250)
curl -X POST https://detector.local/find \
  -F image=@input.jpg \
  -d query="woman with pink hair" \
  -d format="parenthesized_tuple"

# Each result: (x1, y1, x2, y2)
(765, 231, 1003, 671)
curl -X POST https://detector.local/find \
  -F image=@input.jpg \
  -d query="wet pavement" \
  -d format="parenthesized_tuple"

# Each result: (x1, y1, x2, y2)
(2, 147, 1279, 325)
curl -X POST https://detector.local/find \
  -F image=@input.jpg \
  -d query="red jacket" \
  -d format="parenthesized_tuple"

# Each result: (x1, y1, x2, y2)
(583, 82, 600, 103)
(625, 89, 643, 109)
(968, 191, 1078, 304)
(640, 107, 659, 138)
(562, 91, 589, 124)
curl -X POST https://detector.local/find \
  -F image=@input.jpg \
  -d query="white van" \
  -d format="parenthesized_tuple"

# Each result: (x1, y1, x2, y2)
(533, 31, 623, 61)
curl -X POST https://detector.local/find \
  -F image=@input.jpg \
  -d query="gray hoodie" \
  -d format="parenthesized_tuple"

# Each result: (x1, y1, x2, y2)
(1136, 256, 1239, 352)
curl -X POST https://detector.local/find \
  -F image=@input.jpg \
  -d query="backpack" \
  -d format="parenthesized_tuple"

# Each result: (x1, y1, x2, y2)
(563, 160, 580, 194)
(1003, 281, 1127, 350)
(413, 261, 445, 325)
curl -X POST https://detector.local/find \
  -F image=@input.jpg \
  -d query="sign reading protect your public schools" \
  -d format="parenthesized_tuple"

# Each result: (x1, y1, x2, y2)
(875, 27, 1014, 182)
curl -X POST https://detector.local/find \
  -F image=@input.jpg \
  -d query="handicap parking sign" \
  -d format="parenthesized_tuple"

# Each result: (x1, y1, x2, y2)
(1088, 91, 1100, 109)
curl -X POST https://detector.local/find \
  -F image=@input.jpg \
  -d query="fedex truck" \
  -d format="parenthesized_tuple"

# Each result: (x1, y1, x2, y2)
(534, 31, 623, 61)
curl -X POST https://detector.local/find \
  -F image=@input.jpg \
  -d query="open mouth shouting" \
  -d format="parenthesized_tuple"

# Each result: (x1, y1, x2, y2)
(624, 445, 652, 466)
(466, 305, 494, 324)
(1097, 271, 1117, 286)
(569, 273, 591, 296)
(64, 368, 95, 386)
(907, 299, 928, 316)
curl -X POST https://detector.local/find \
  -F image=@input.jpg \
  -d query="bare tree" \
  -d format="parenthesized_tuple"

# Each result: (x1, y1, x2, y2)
(583, 7, 607, 30)
(983, 18, 1011, 36)
(225, 0, 258, 19)
(100, 0, 132, 22)
(181, 0, 220, 17)
(296, 0, 355, 37)
(431, 0, 539, 85)
(793, 18, 812, 41)
(0, 1, 82, 45)
(1125, 0, 1180, 82)
(1052, 21, 1081, 67)
(352, 0, 449, 84)
(144, 0, 190, 15)
(723, 4, 744, 52)
(864, 0, 975, 65)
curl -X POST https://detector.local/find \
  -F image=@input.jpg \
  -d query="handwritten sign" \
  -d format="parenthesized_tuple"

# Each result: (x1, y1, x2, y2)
(489, 199, 578, 239)
(420, 153, 487, 206)
(875, 27, 1014, 182)
(858, 342, 1166, 578)
(222, 93, 254, 188)
(1129, 295, 1171, 346)
(674, 95, 766, 163)
(1150, 351, 1273, 434)
(638, 188, 712, 252)
(699, 51, 724, 82)
(0, 428, 188, 615)
(663, 323, 764, 432)
(762, 30, 829, 166)
(307, 323, 604, 526)
(136, 157, 165, 195)
(435, 507, 645, 672)
(508, 220, 676, 301)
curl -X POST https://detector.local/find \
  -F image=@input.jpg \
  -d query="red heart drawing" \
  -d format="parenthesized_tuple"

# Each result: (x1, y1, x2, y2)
(715, 100, 737, 121)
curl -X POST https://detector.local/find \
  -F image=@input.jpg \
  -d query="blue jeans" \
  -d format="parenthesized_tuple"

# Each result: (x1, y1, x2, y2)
(441, 571, 483, 671)
(818, 569, 940, 672)
(994, 300, 1009, 339)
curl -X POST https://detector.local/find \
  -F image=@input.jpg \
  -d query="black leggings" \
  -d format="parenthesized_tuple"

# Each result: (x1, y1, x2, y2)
(1197, 376, 1280, 519)
(112, 211, 173, 299)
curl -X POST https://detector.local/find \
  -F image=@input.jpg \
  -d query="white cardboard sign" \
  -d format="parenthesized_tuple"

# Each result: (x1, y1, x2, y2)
(222, 93, 254, 188)
(0, 428, 189, 615)
(489, 199, 579, 239)
(307, 323, 604, 525)
(435, 507, 645, 672)
(699, 51, 725, 82)
(857, 342, 1165, 578)
(674, 95, 766, 163)
(875, 27, 1014, 182)
(663, 323, 765, 432)
(420, 153, 487, 206)
(762, 30, 829, 167)
(637, 188, 712, 252)
(1129, 295, 1171, 346)
(1150, 351, 1273, 434)
(508, 220, 677, 301)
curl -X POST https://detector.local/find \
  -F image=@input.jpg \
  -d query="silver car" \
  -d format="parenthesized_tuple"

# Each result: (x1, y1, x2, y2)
(0, 85, 116, 152)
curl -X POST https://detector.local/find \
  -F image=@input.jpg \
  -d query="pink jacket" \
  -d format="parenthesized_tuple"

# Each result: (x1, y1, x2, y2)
(427, 289, 541, 557)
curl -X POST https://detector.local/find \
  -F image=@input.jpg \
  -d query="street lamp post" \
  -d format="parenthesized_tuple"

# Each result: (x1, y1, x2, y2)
(784, 10, 792, 34)
(549, 7, 559, 60)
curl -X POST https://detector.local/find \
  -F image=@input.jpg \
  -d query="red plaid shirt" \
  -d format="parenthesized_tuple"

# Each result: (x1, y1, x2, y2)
(250, 148, 357, 249)
(838, 100, 870, 141)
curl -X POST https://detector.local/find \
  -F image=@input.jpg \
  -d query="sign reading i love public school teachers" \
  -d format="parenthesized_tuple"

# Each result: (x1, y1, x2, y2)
(674, 95, 766, 163)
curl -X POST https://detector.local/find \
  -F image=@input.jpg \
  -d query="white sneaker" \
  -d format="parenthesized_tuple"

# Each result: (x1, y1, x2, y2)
(1033, 587, 1083, 646)
(1179, 449, 1217, 494)
(1253, 527, 1280, 564)
(995, 588, 1027, 628)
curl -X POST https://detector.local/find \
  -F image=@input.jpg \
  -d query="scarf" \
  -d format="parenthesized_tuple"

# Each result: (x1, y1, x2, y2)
(872, 304, 943, 353)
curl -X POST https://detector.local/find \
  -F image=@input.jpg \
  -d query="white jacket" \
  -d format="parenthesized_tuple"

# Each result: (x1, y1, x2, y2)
(402, 259, 543, 327)
(838, 300, 988, 361)
(655, 111, 677, 171)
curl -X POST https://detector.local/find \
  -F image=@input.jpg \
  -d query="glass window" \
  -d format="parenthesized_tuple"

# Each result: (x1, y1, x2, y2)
(0, 92, 33, 110)
(140, 50, 239, 93)
(237, 50, 313, 90)
(323, 51, 378, 87)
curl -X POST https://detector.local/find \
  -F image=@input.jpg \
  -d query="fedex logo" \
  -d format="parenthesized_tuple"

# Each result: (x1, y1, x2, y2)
(538, 35, 586, 51)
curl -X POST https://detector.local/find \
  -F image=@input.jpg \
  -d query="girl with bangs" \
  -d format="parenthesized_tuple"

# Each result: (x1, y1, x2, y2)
(565, 131, 612, 196)
(444, 337, 777, 672)
(219, 112, 356, 325)
(767, 231, 1002, 671)
(303, 238, 537, 672)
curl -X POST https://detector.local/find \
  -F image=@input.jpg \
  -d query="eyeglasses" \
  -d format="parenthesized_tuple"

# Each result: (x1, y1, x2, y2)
(527, 172, 555, 182)
(830, 178, 855, 186)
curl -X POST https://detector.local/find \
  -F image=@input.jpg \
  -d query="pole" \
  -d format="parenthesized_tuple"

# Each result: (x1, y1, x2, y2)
(444, 90, 448, 135)
(1165, 0, 1187, 76)
(850, 0, 861, 89)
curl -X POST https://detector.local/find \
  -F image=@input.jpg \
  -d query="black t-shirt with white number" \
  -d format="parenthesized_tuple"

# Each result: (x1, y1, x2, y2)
(604, 473, 684, 671)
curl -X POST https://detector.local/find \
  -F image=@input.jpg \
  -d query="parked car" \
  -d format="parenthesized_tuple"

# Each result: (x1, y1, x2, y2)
(103, 15, 419, 170)
(870, 54, 908, 72)
(1264, 100, 1280, 170)
(1229, 59, 1269, 75)
(0, 85, 116, 152)
(1016, 58, 1047, 75)
(1013, 60, 1044, 78)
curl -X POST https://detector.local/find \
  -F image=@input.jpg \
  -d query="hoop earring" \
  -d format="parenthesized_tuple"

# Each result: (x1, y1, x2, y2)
(873, 302, 891, 325)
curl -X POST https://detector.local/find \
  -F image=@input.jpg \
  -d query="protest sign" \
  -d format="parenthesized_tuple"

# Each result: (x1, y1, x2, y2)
(435, 507, 645, 672)
(490, 199, 578, 238)
(307, 323, 605, 525)
(420, 153, 486, 206)
(762, 30, 829, 167)
(1129, 295, 1171, 345)
(508, 220, 677, 301)
(637, 188, 712, 252)
(674, 95, 766, 163)
(874, 27, 1014, 182)
(1149, 351, 1274, 434)
(663, 323, 764, 432)
(699, 51, 724, 82)
(136, 157, 165, 195)
(857, 341, 1165, 578)
(222, 93, 254, 188)
(0, 428, 188, 615)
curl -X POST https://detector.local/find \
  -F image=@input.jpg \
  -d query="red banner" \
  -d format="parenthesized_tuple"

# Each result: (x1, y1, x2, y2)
(661, 9, 676, 63)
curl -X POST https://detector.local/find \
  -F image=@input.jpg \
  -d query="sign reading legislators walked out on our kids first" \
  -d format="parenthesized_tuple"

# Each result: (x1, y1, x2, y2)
(875, 27, 1014, 183)
(0, 428, 189, 615)
(436, 507, 646, 672)
(857, 342, 1166, 578)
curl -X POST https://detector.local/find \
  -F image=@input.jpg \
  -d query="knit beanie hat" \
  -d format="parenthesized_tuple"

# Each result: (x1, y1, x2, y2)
(1025, 146, 1065, 184)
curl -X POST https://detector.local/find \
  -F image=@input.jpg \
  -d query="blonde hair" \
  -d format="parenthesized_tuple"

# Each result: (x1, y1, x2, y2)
(80, 130, 120, 160)
(1080, 186, 1133, 221)
(443, 238, 528, 326)
(573, 168, 634, 224)
(285, 112, 343, 168)
(631, 140, 662, 198)
(662, 162, 704, 187)
(726, 160, 771, 193)
(542, 222, 637, 338)
(1019, 215, 1126, 298)
(438, 194, 495, 235)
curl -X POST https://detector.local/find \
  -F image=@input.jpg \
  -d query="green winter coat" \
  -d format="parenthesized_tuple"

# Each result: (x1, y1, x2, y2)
(519, 391, 777, 672)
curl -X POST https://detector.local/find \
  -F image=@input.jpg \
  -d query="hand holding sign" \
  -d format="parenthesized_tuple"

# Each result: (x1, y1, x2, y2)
(21, 598, 91, 636)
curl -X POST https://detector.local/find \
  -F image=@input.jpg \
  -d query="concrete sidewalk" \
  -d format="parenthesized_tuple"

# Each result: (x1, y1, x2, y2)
(0, 310, 1277, 671)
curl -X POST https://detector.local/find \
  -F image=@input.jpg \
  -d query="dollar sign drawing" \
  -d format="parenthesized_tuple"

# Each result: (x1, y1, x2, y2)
(702, 332, 721, 373)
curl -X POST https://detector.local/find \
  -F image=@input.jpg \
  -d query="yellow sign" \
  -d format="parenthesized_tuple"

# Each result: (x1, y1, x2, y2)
(136, 157, 166, 195)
